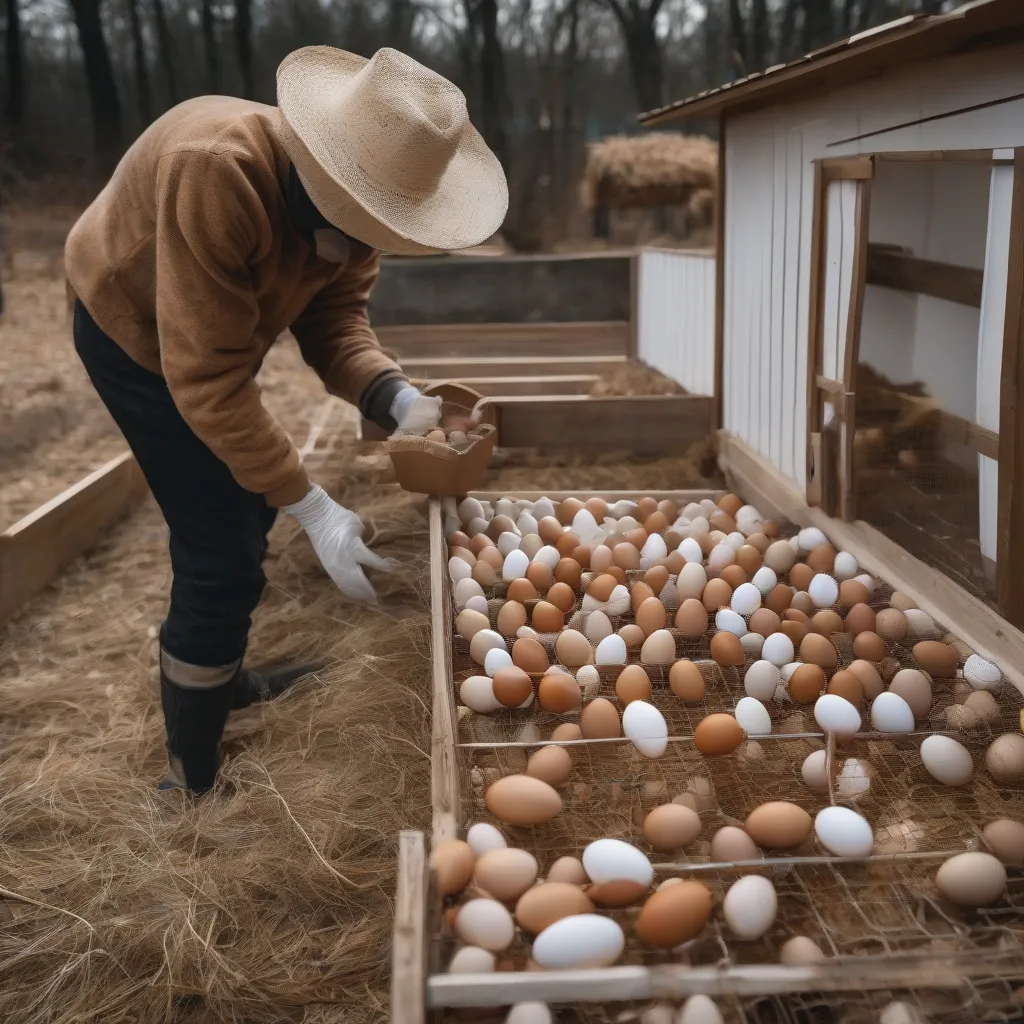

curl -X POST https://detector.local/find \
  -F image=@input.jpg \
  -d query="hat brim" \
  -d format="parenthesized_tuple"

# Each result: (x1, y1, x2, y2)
(277, 47, 509, 256)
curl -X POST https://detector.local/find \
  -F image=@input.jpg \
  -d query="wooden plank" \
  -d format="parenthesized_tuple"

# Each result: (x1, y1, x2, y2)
(0, 451, 148, 626)
(409, 375, 598, 397)
(998, 148, 1024, 627)
(805, 161, 827, 500)
(399, 354, 627, 378)
(390, 831, 427, 1024)
(938, 409, 1000, 461)
(627, 251, 639, 360)
(822, 156, 875, 180)
(876, 150, 999, 164)
(468, 490, 726, 502)
(376, 322, 630, 358)
(815, 375, 846, 395)
(428, 500, 460, 844)
(713, 112, 726, 430)
(718, 430, 1024, 697)
(866, 246, 984, 308)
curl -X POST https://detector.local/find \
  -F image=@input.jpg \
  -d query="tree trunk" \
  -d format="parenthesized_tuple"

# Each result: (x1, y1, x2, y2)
(749, 0, 770, 71)
(559, 0, 580, 234)
(387, 0, 416, 54)
(202, 0, 220, 93)
(476, 0, 509, 169)
(854, 0, 878, 32)
(127, 0, 152, 125)
(151, 0, 179, 104)
(625, 18, 663, 113)
(4, 0, 25, 124)
(779, 0, 800, 62)
(68, 0, 123, 158)
(234, 0, 254, 99)
(800, 0, 834, 53)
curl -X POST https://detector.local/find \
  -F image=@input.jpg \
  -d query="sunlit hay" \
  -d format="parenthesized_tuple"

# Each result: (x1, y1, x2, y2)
(588, 360, 687, 397)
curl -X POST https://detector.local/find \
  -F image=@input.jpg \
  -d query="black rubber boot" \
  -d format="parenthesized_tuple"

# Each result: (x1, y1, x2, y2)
(230, 660, 323, 710)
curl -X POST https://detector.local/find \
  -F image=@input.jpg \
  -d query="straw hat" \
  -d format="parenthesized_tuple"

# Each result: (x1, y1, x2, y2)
(276, 46, 508, 256)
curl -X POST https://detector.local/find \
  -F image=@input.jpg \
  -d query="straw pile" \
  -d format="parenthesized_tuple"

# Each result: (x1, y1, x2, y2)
(589, 360, 687, 398)
(581, 133, 718, 211)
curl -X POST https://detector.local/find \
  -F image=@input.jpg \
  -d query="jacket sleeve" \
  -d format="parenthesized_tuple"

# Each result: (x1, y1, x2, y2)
(290, 245, 408, 413)
(154, 149, 310, 507)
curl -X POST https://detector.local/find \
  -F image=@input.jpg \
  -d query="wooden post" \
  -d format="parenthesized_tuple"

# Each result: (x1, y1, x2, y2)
(391, 831, 428, 1024)
(805, 161, 827, 501)
(713, 112, 726, 431)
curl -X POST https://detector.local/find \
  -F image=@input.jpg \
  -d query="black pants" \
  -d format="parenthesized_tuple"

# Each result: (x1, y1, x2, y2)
(74, 300, 277, 668)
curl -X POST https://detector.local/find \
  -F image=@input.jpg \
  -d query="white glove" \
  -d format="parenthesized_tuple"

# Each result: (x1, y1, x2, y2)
(390, 385, 443, 436)
(284, 485, 398, 601)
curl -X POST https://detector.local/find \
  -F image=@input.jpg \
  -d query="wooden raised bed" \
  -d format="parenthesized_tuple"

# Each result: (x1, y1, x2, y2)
(390, 489, 1024, 1022)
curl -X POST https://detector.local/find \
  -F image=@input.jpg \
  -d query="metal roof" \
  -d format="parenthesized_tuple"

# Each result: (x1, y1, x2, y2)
(639, 0, 1024, 126)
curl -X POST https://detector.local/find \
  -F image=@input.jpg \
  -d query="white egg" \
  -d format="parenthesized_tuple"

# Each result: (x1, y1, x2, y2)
(808, 573, 839, 609)
(854, 573, 877, 594)
(577, 664, 601, 700)
(723, 874, 777, 939)
(678, 537, 704, 563)
(595, 634, 627, 666)
(484, 648, 513, 676)
(449, 557, 473, 583)
(751, 566, 778, 596)
(715, 608, 747, 637)
(582, 838, 654, 886)
(531, 914, 625, 969)
(689, 516, 710, 536)
(904, 608, 937, 638)
(507, 1004, 552, 1024)
(533, 497, 556, 520)
(676, 561, 708, 599)
(460, 676, 502, 713)
(458, 497, 485, 525)
(465, 595, 490, 616)
(641, 534, 669, 568)
(448, 946, 496, 973)
(585, 610, 614, 643)
(495, 498, 519, 520)
(517, 625, 540, 640)
(815, 806, 874, 858)
(611, 500, 637, 518)
(618, 516, 641, 532)
(532, 545, 561, 570)
(709, 543, 736, 572)
(762, 633, 795, 667)
(622, 700, 669, 757)
(832, 551, 859, 581)
(837, 757, 872, 802)
(502, 550, 530, 581)
(517, 513, 539, 537)
(469, 629, 507, 666)
(454, 577, 486, 608)
(454, 899, 515, 951)
(963, 654, 1002, 693)
(735, 696, 772, 736)
(745, 661, 781, 702)
(731, 582, 762, 617)
(683, 502, 703, 519)
(920, 735, 973, 786)
(801, 749, 829, 792)
(814, 694, 862, 736)
(605, 584, 631, 616)
(497, 532, 522, 557)
(879, 1002, 926, 1024)
(870, 691, 915, 733)
(677, 996, 724, 1024)
(572, 508, 600, 541)
(798, 527, 828, 552)
(781, 662, 800, 681)
(466, 822, 507, 857)
(725, 531, 745, 552)
(740, 632, 765, 658)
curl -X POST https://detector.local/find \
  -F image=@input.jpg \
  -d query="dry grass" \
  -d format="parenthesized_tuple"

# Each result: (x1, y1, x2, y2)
(589, 361, 688, 398)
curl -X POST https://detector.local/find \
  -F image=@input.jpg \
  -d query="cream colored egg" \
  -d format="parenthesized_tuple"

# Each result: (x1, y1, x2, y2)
(454, 899, 516, 951)
(448, 946, 496, 973)
(935, 851, 1007, 906)
(779, 936, 827, 965)
(723, 874, 777, 939)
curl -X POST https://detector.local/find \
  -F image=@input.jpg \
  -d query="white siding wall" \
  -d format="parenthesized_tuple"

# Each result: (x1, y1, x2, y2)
(722, 39, 1024, 490)
(636, 248, 716, 395)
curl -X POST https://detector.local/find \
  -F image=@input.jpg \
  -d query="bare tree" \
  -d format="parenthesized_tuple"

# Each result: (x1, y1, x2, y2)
(151, 0, 180, 104)
(464, 0, 510, 168)
(202, 0, 221, 92)
(600, 0, 666, 112)
(127, 0, 153, 123)
(67, 0, 123, 157)
(4, 0, 25, 125)
(235, 0, 254, 98)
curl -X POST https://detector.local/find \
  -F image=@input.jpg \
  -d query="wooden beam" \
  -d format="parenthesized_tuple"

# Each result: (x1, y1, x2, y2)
(821, 156, 874, 181)
(805, 161, 827, 498)
(410, 375, 598, 396)
(467, 489, 727, 502)
(0, 451, 148, 626)
(866, 245, 984, 308)
(398, 354, 627, 379)
(815, 375, 846, 395)
(390, 831, 428, 1024)
(998, 148, 1024, 627)
(718, 430, 1024, 697)
(376, 321, 629, 358)
(939, 409, 1000, 461)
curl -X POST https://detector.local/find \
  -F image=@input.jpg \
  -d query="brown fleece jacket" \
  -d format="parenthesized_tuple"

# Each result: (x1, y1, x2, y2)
(65, 96, 404, 506)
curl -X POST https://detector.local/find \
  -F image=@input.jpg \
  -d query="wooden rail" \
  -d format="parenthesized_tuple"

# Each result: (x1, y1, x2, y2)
(376, 321, 630, 358)
(399, 354, 627, 379)
(410, 374, 598, 396)
(866, 244, 984, 308)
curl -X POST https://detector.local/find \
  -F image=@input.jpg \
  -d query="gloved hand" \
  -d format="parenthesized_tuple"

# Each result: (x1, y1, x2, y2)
(284, 485, 398, 601)
(390, 385, 443, 436)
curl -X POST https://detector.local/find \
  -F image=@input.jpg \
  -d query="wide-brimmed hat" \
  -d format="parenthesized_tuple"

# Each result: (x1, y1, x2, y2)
(276, 46, 508, 256)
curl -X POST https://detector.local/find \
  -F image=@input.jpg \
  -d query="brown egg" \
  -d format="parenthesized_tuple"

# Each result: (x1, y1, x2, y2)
(585, 497, 609, 521)
(880, 656, 901, 682)
(839, 579, 870, 608)
(635, 881, 712, 949)
(485, 775, 562, 825)
(571, 545, 592, 570)
(618, 623, 646, 649)
(532, 601, 564, 633)
(511, 637, 549, 674)
(553, 532, 579, 558)
(781, 619, 809, 645)
(557, 498, 584, 526)
(736, 545, 764, 574)
(749, 608, 782, 638)
(630, 581, 655, 614)
(613, 542, 640, 570)
(784, 607, 810, 624)
(695, 713, 744, 755)
(913, 640, 959, 678)
(580, 698, 621, 740)
(643, 804, 702, 851)
(790, 563, 815, 592)
(711, 826, 760, 862)
(538, 517, 563, 544)
(607, 566, 628, 586)
(469, 533, 495, 554)
(811, 610, 844, 636)
(547, 582, 577, 614)
(551, 722, 584, 743)
(806, 544, 836, 573)
(664, 552, 685, 574)
(644, 565, 670, 595)
(764, 520, 781, 538)
(791, 591, 815, 616)
(586, 880, 648, 907)
(526, 745, 573, 786)
(636, 598, 668, 636)
(800, 633, 838, 671)
(710, 510, 737, 534)
(644, 511, 670, 535)
(658, 499, 678, 521)
(746, 532, 771, 554)
(636, 497, 659, 520)
(789, 663, 825, 703)
(675, 599, 709, 639)
(538, 673, 581, 714)
(766, 584, 794, 613)
(472, 560, 498, 588)
(526, 562, 554, 592)
(625, 528, 649, 550)
(848, 659, 885, 699)
(889, 668, 933, 720)
(588, 574, 619, 602)
(852, 631, 886, 663)
(827, 669, 864, 705)
(616, 665, 652, 705)
(745, 802, 813, 848)
(718, 493, 743, 516)
(555, 630, 593, 668)
(711, 631, 745, 667)
(702, 578, 733, 612)
(515, 882, 593, 934)
(449, 531, 471, 550)
(720, 564, 749, 589)
(450, 546, 475, 566)
(507, 578, 539, 603)
(497, 601, 528, 636)
(487, 514, 519, 541)
(590, 545, 614, 574)
(493, 667, 533, 708)
(845, 603, 876, 636)
(430, 839, 476, 897)
(876, 608, 909, 641)
(553, 558, 582, 590)
(669, 660, 706, 701)
(479, 546, 504, 570)
(697, 533, 716, 557)
(764, 540, 797, 574)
